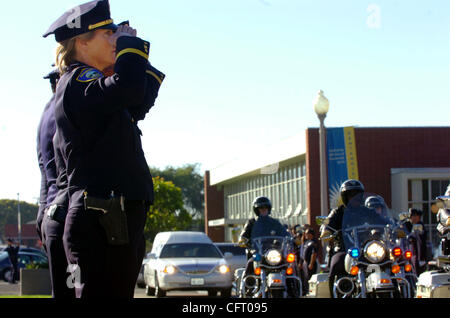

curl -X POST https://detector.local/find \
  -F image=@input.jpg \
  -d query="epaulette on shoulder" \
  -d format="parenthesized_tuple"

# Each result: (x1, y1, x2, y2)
(75, 67, 103, 83)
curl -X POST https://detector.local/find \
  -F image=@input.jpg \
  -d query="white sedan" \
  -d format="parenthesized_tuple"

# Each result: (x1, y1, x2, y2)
(144, 233, 233, 297)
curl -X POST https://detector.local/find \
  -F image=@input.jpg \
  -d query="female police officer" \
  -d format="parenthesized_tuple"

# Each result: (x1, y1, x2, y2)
(43, 0, 164, 298)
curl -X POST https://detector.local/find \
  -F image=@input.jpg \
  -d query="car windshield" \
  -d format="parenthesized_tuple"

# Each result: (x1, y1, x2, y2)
(160, 243, 222, 258)
(0, 252, 8, 261)
(216, 245, 246, 256)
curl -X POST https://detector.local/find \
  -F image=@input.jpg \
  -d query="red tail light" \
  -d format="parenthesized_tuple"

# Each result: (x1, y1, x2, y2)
(405, 251, 412, 259)
(392, 247, 402, 257)
(286, 267, 294, 275)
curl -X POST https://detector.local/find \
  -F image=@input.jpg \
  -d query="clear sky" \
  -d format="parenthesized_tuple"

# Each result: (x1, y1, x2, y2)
(0, 0, 449, 203)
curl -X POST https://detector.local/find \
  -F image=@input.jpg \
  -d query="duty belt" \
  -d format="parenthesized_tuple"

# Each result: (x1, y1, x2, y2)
(83, 191, 129, 245)
(83, 191, 125, 213)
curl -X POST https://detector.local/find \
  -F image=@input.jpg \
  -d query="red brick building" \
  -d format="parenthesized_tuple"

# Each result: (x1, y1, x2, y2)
(204, 126, 450, 255)
(4, 222, 41, 248)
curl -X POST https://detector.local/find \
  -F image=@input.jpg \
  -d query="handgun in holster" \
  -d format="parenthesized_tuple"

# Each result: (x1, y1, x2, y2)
(84, 192, 129, 246)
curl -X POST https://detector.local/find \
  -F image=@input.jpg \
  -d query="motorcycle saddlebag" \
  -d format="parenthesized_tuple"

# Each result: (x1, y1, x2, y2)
(416, 271, 450, 298)
(308, 273, 331, 298)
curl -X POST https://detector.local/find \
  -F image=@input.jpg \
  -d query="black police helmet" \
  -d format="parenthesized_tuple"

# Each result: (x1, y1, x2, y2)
(340, 179, 364, 206)
(253, 196, 272, 216)
(365, 195, 385, 209)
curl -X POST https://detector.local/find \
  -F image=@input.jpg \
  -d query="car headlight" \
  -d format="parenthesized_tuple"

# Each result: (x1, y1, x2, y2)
(364, 241, 386, 263)
(217, 264, 230, 274)
(265, 249, 282, 265)
(163, 265, 177, 275)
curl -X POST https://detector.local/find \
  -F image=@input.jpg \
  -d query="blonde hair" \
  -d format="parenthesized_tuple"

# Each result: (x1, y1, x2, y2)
(55, 31, 96, 74)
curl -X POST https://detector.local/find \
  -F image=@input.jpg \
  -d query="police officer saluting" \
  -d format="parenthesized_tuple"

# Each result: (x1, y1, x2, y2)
(43, 0, 165, 298)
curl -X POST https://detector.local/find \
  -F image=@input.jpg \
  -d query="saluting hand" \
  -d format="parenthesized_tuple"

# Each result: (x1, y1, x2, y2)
(109, 24, 137, 46)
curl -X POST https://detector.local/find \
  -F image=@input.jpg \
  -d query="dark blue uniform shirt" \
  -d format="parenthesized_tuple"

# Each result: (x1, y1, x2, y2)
(37, 95, 58, 209)
(53, 36, 164, 206)
(251, 215, 290, 239)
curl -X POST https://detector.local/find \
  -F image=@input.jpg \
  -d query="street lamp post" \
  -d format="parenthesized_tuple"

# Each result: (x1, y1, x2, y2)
(17, 193, 21, 246)
(313, 90, 329, 217)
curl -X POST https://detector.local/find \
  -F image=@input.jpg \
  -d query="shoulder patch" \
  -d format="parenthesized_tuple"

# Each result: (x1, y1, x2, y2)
(76, 68, 102, 83)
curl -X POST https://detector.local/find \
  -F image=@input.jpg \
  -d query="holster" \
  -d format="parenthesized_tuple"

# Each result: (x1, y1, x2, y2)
(84, 192, 129, 246)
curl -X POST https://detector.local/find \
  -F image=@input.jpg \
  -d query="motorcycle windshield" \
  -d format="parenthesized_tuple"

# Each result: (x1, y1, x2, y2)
(342, 206, 393, 252)
(251, 236, 289, 254)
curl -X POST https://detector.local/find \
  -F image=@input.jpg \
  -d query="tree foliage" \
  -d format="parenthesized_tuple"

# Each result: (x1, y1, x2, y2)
(0, 200, 38, 241)
(144, 177, 192, 243)
(150, 163, 204, 218)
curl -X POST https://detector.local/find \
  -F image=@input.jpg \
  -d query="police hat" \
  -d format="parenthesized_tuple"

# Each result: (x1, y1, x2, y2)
(44, 69, 60, 83)
(43, 0, 118, 42)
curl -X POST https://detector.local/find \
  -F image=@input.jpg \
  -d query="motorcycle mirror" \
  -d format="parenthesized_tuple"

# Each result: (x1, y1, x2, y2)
(315, 216, 328, 226)
(398, 211, 409, 221)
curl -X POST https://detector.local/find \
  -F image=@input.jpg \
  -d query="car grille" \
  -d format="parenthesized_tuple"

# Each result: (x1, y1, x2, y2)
(183, 270, 211, 275)
(177, 264, 215, 275)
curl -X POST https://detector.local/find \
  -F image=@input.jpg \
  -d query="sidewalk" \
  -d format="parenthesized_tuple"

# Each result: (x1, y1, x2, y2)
(0, 281, 20, 296)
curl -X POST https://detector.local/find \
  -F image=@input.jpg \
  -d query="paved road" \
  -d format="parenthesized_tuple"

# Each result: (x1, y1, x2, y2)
(0, 281, 217, 298)
(133, 286, 211, 298)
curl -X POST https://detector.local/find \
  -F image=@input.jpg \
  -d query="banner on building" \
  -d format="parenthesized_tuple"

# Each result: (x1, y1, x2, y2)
(326, 127, 359, 209)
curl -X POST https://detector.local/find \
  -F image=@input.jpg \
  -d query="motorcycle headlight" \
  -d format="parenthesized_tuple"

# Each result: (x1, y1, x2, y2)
(364, 241, 386, 263)
(265, 249, 282, 265)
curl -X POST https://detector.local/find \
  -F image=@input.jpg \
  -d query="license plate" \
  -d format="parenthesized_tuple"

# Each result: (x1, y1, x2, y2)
(190, 278, 204, 286)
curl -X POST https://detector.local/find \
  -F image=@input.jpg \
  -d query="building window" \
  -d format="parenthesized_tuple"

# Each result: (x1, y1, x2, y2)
(223, 161, 308, 227)
(408, 178, 450, 254)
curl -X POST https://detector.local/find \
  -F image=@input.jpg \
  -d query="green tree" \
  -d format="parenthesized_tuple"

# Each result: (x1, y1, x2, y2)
(144, 177, 192, 244)
(150, 163, 204, 218)
(0, 200, 38, 241)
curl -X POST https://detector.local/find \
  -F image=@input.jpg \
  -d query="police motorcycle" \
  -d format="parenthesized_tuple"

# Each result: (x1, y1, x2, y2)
(389, 211, 418, 297)
(319, 206, 410, 298)
(415, 191, 450, 298)
(364, 196, 416, 298)
(236, 233, 302, 298)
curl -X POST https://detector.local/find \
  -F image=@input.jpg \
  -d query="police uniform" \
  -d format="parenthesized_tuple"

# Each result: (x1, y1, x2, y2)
(324, 204, 349, 297)
(36, 69, 60, 241)
(37, 68, 75, 298)
(301, 235, 318, 295)
(405, 209, 428, 276)
(5, 240, 19, 283)
(43, 0, 165, 298)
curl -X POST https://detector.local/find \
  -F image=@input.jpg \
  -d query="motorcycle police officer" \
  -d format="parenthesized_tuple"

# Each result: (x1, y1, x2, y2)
(43, 0, 165, 298)
(238, 196, 291, 296)
(320, 179, 369, 297)
(238, 196, 290, 250)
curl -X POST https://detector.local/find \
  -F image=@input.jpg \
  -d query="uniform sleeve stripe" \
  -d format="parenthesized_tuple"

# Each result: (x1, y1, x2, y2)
(116, 48, 149, 61)
(146, 70, 162, 85)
